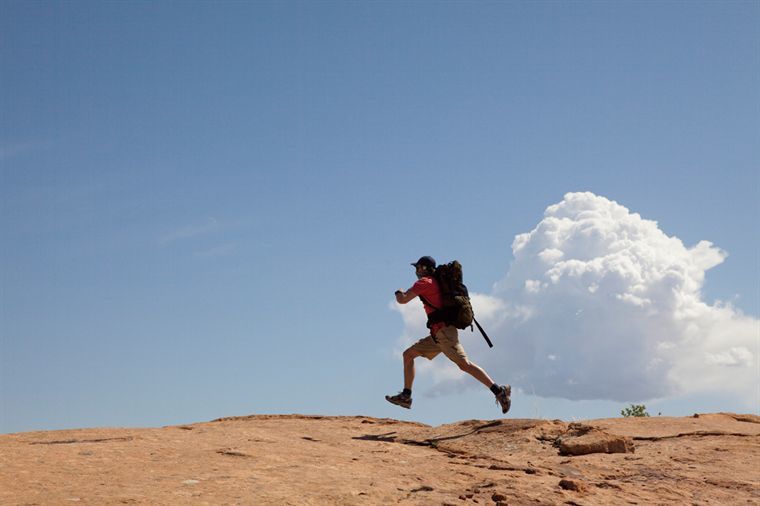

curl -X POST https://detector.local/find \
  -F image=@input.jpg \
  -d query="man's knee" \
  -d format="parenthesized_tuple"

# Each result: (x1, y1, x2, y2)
(403, 348, 420, 362)
(456, 359, 472, 371)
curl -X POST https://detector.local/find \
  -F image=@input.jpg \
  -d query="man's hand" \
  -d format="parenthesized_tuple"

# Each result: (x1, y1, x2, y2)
(395, 289, 416, 304)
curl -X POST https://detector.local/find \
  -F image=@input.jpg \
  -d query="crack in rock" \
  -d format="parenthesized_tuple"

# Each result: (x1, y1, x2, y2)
(216, 449, 253, 458)
(29, 437, 134, 445)
(633, 431, 760, 441)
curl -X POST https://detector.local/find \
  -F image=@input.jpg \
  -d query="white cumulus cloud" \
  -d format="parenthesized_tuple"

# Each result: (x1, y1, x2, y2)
(395, 192, 759, 407)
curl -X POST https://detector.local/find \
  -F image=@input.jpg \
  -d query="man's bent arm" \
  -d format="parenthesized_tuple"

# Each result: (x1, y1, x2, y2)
(395, 289, 417, 304)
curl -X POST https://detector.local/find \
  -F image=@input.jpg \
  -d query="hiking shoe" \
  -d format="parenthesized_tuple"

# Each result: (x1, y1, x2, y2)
(495, 385, 511, 414)
(385, 392, 412, 409)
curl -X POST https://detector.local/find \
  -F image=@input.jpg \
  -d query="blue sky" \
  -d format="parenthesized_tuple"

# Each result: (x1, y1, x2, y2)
(1, 1, 758, 434)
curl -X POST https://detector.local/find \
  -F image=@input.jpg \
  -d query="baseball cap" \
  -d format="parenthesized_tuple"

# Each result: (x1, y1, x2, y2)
(411, 256, 436, 269)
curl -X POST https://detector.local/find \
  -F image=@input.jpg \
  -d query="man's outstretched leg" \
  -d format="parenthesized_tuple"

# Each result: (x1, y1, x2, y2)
(454, 358, 512, 414)
(435, 327, 512, 414)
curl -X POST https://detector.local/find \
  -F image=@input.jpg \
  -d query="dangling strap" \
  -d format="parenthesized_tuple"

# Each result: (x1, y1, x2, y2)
(473, 317, 494, 348)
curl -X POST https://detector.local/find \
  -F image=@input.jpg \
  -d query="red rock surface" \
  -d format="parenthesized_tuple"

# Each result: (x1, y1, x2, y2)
(1, 413, 758, 504)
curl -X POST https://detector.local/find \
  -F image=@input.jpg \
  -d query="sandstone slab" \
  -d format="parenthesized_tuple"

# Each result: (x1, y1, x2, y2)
(1, 413, 758, 504)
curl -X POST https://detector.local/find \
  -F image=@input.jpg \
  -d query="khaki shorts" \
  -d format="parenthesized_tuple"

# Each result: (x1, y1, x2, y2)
(409, 325, 468, 364)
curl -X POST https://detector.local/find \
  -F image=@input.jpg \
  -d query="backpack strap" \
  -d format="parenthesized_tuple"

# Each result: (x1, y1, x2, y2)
(418, 295, 438, 311)
(418, 294, 448, 328)
(473, 317, 494, 348)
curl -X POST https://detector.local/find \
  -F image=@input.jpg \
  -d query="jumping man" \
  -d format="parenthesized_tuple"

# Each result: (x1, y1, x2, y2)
(386, 256, 511, 414)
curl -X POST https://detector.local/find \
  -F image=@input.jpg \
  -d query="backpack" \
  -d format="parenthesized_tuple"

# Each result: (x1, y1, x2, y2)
(420, 260, 494, 348)
(427, 261, 474, 330)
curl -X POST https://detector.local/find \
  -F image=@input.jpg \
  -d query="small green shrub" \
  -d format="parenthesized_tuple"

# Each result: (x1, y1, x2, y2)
(621, 404, 650, 417)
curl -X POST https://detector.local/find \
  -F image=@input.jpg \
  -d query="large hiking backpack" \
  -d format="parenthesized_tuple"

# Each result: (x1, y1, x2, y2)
(428, 261, 474, 330)
(420, 260, 494, 348)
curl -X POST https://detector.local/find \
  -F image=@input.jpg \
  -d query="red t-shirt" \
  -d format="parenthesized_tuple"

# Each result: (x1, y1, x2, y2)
(410, 276, 446, 336)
